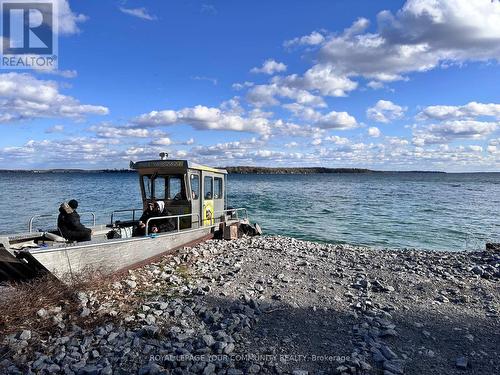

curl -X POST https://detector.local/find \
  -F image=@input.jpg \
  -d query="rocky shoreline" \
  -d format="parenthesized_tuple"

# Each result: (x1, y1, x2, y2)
(1, 236, 499, 375)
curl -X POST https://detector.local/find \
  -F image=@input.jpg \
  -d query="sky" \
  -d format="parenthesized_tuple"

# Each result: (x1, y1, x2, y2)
(0, 0, 499, 171)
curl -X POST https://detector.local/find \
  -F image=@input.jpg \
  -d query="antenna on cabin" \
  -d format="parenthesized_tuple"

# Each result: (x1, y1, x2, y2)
(159, 152, 168, 160)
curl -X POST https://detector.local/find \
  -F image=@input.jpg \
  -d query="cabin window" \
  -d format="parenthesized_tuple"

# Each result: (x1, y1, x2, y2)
(153, 176, 166, 200)
(190, 174, 199, 200)
(167, 176, 184, 200)
(142, 175, 152, 199)
(204, 176, 213, 200)
(214, 177, 223, 199)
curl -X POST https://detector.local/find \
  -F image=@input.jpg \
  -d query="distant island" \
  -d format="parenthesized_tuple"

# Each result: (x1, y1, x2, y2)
(0, 167, 446, 174)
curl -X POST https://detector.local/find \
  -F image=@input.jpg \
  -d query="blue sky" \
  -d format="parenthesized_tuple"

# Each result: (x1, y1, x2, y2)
(0, 0, 499, 171)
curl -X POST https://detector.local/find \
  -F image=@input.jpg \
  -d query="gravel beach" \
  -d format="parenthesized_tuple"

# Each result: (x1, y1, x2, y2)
(1, 235, 499, 375)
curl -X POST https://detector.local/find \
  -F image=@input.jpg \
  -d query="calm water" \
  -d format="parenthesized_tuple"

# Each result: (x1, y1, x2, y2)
(0, 172, 499, 251)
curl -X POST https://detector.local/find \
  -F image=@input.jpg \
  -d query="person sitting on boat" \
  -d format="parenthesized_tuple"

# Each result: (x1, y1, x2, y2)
(135, 201, 157, 236)
(135, 200, 176, 235)
(153, 201, 176, 233)
(57, 200, 92, 242)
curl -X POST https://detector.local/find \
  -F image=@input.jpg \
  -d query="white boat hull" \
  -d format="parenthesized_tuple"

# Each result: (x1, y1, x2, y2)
(29, 226, 214, 279)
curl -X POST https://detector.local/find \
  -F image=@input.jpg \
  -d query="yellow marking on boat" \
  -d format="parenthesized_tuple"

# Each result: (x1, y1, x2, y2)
(203, 200, 214, 226)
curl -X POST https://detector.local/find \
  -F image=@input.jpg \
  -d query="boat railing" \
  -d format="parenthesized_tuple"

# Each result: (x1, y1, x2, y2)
(214, 208, 248, 221)
(28, 212, 96, 233)
(110, 208, 143, 225)
(145, 213, 201, 235)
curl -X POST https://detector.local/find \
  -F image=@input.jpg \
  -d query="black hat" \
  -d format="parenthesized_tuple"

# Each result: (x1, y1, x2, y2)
(68, 199, 78, 209)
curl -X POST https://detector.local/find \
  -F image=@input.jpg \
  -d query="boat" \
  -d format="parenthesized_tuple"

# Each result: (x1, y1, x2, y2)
(0, 154, 257, 282)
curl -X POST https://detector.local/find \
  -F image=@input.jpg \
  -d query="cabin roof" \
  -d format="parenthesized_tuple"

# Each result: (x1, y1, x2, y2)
(129, 159, 227, 174)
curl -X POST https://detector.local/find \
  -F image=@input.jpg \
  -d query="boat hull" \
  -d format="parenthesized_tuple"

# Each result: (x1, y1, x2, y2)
(29, 226, 214, 279)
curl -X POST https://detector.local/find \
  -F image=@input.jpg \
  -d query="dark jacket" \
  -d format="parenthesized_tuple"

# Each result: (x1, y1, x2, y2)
(134, 208, 176, 236)
(58, 208, 92, 242)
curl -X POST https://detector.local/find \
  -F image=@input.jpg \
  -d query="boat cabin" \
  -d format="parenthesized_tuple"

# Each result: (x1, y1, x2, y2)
(129, 157, 228, 229)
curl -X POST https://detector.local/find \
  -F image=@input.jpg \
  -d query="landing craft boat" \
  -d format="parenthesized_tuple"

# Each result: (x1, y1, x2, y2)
(0, 155, 258, 282)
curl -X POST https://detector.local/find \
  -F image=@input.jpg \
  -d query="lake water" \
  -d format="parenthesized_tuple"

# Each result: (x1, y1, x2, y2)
(0, 171, 499, 251)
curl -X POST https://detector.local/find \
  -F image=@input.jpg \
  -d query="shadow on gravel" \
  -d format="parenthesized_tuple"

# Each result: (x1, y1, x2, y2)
(201, 295, 359, 374)
(379, 307, 499, 375)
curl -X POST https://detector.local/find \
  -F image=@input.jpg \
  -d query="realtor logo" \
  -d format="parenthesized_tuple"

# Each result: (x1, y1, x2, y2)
(1, 0, 58, 69)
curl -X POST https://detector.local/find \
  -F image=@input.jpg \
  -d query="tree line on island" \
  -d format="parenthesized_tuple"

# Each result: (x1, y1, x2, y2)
(0, 167, 445, 174)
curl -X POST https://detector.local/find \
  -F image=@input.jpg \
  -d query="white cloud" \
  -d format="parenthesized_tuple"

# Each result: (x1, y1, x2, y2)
(246, 83, 325, 108)
(314, 110, 358, 130)
(367, 100, 407, 123)
(150, 137, 172, 146)
(284, 31, 325, 48)
(191, 76, 218, 85)
(250, 59, 287, 75)
(417, 102, 500, 121)
(316, 0, 500, 87)
(273, 64, 358, 98)
(58, 0, 88, 35)
(133, 105, 271, 134)
(45, 124, 64, 133)
(0, 73, 109, 123)
(413, 120, 498, 145)
(232, 81, 254, 91)
(90, 124, 164, 139)
(325, 135, 350, 145)
(368, 127, 381, 137)
(119, 7, 157, 21)
(468, 145, 483, 152)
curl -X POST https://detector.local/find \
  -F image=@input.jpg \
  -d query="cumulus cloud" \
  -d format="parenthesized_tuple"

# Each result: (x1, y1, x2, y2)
(119, 7, 157, 21)
(283, 31, 325, 48)
(413, 120, 498, 146)
(150, 137, 172, 146)
(133, 105, 272, 134)
(0, 73, 109, 123)
(325, 135, 350, 145)
(246, 64, 359, 109)
(314, 110, 358, 130)
(250, 59, 287, 75)
(317, 0, 500, 87)
(284, 104, 358, 130)
(232, 81, 254, 91)
(368, 127, 381, 137)
(417, 101, 500, 121)
(246, 83, 326, 108)
(58, 0, 88, 35)
(367, 100, 407, 123)
(0, 137, 119, 166)
(90, 124, 165, 139)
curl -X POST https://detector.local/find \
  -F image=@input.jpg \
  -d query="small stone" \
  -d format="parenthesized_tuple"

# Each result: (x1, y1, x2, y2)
(224, 342, 235, 354)
(456, 356, 468, 369)
(202, 334, 215, 347)
(18, 330, 31, 341)
(36, 308, 48, 318)
(80, 308, 91, 318)
(125, 280, 137, 288)
(380, 346, 398, 360)
(383, 360, 404, 374)
(248, 364, 261, 374)
(203, 363, 216, 375)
